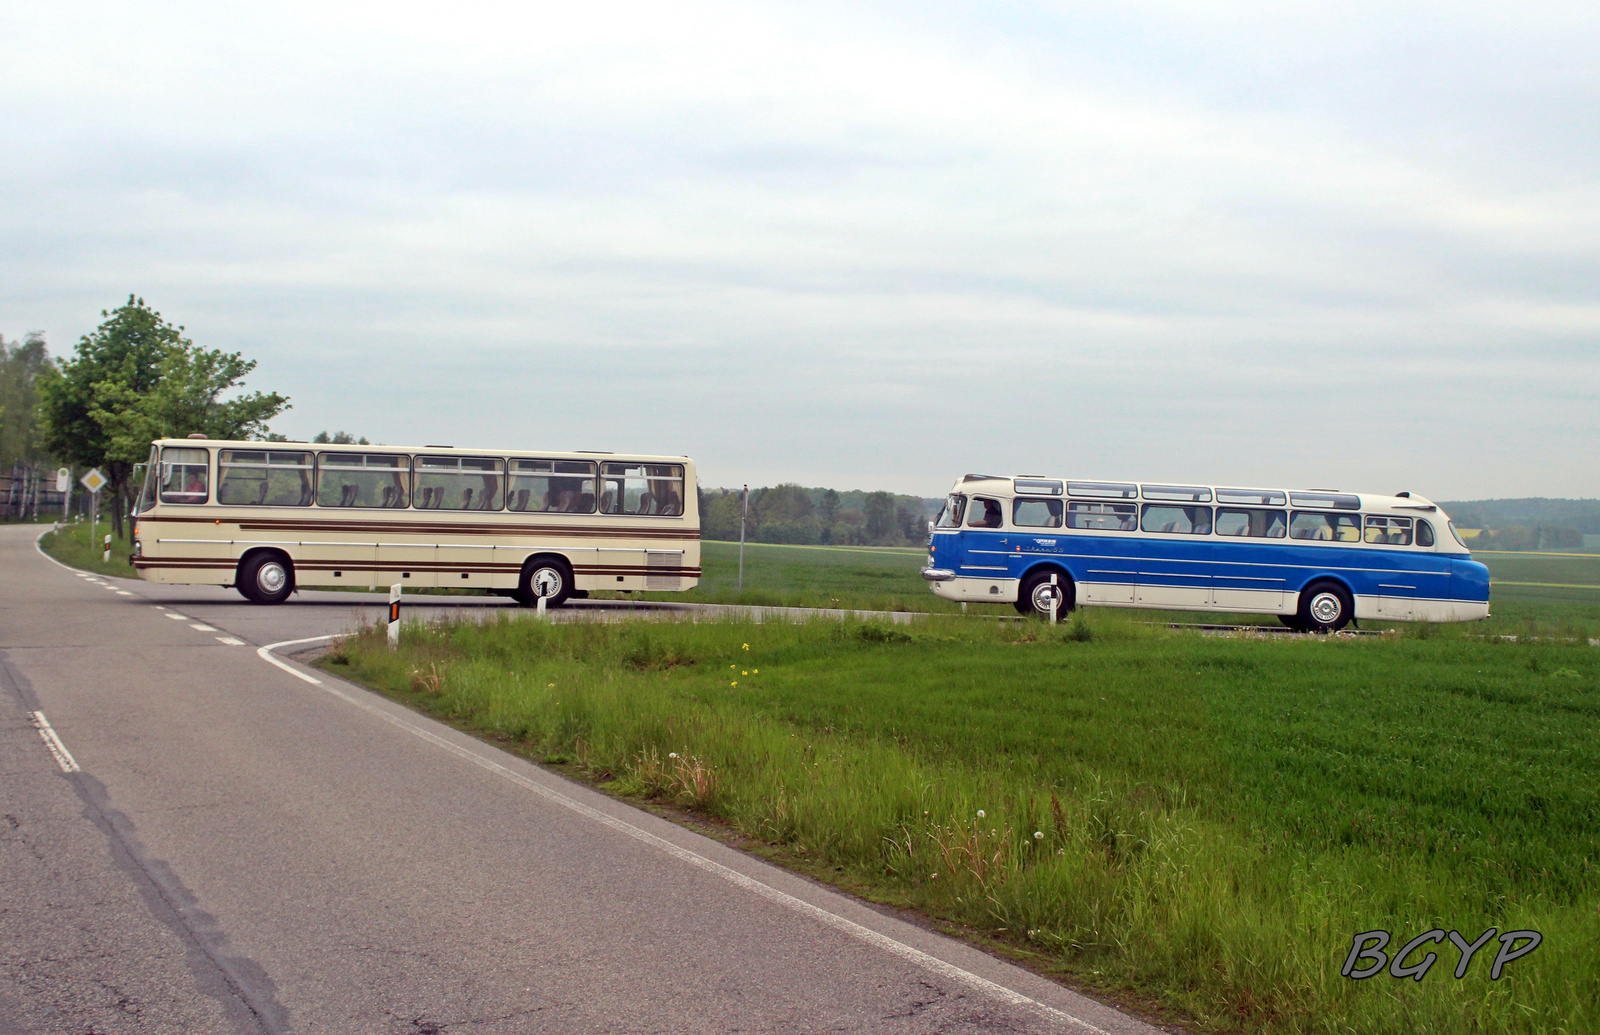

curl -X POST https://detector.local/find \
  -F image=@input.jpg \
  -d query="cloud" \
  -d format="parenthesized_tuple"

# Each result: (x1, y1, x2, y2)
(1, 0, 1595, 496)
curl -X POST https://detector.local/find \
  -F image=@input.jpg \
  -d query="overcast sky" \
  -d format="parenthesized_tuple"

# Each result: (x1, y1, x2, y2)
(3, 1, 1596, 498)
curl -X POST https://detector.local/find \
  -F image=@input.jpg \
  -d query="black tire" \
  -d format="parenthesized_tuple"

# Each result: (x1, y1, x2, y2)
(517, 556, 574, 608)
(1014, 570, 1074, 618)
(1296, 580, 1353, 632)
(237, 552, 294, 605)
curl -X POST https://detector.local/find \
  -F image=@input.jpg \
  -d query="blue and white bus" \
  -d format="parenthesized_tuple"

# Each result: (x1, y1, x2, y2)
(921, 475, 1489, 631)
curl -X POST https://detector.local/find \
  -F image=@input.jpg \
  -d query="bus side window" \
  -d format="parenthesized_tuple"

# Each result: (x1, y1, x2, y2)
(1365, 515, 1413, 546)
(1141, 504, 1211, 535)
(968, 497, 1003, 528)
(1012, 499, 1062, 528)
(1416, 519, 1436, 547)
(159, 447, 210, 504)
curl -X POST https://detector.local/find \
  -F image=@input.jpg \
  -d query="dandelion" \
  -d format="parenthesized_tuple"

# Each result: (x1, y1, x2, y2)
(753, 669, 759, 674)
(742, 670, 748, 676)
(742, 643, 750, 650)
(1033, 831, 1045, 841)
(547, 683, 554, 688)
(976, 809, 986, 818)
(729, 664, 736, 669)
(731, 681, 738, 687)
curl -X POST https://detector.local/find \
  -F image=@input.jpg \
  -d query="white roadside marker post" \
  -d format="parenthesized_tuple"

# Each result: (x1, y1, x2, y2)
(103, 534, 112, 563)
(536, 584, 547, 620)
(388, 583, 401, 650)
(1049, 573, 1059, 625)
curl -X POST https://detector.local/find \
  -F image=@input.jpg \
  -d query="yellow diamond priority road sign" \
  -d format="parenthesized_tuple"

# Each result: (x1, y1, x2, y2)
(79, 468, 108, 493)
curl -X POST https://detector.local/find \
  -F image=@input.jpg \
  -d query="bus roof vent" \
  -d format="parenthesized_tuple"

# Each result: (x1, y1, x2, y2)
(425, 444, 454, 448)
(962, 473, 1002, 483)
(187, 433, 208, 439)
(1396, 491, 1410, 498)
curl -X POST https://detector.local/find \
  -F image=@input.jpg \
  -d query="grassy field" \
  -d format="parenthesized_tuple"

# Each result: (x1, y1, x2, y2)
(34, 519, 140, 578)
(328, 608, 1599, 1035)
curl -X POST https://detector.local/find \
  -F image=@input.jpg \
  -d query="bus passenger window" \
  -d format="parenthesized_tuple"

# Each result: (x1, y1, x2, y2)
(599, 462, 685, 516)
(507, 459, 597, 513)
(1364, 515, 1413, 546)
(1216, 508, 1289, 538)
(967, 498, 1003, 528)
(935, 495, 967, 528)
(1067, 501, 1136, 531)
(316, 453, 410, 508)
(1141, 504, 1211, 534)
(1291, 512, 1360, 542)
(159, 447, 210, 504)
(1416, 519, 1436, 547)
(218, 450, 313, 506)
(415, 455, 504, 511)
(1012, 499, 1062, 528)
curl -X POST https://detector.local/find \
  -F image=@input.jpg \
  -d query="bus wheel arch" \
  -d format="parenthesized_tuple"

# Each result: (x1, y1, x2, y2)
(237, 549, 295, 605)
(517, 554, 574, 608)
(1296, 578, 1354, 632)
(1015, 566, 1075, 617)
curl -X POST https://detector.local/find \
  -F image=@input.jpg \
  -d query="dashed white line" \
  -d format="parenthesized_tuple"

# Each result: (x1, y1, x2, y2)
(254, 637, 1108, 1034)
(116, 590, 134, 596)
(190, 623, 217, 632)
(165, 613, 188, 621)
(216, 636, 245, 646)
(28, 712, 81, 773)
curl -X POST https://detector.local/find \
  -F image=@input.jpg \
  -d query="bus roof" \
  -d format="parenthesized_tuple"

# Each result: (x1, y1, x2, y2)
(152, 438, 692, 464)
(947, 474, 1448, 517)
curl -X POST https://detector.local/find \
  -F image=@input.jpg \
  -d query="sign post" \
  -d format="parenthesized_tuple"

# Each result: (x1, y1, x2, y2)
(738, 484, 749, 593)
(80, 468, 107, 557)
(387, 583, 402, 650)
(56, 468, 70, 522)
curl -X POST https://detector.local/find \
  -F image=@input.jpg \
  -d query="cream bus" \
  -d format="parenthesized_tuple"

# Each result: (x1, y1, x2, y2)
(132, 436, 699, 606)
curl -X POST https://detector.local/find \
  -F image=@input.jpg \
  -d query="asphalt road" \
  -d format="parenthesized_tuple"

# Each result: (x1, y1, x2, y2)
(1, 525, 1166, 1035)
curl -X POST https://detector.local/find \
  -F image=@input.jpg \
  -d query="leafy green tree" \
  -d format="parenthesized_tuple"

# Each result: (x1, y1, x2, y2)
(313, 430, 369, 445)
(864, 491, 896, 542)
(40, 296, 289, 538)
(0, 332, 55, 470)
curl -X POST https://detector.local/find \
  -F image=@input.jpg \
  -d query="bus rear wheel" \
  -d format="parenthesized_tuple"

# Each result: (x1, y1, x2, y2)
(517, 557, 573, 608)
(1015, 571, 1074, 618)
(1296, 580, 1352, 633)
(238, 553, 294, 605)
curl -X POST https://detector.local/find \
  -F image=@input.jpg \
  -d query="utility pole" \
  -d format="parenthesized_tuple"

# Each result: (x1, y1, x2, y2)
(738, 484, 749, 593)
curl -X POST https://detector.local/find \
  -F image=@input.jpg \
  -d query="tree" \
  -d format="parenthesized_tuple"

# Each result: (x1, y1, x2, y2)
(313, 430, 369, 445)
(864, 491, 896, 542)
(40, 296, 290, 538)
(0, 332, 55, 470)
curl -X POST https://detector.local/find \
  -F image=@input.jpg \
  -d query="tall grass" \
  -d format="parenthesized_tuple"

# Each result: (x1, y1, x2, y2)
(328, 611, 1598, 1034)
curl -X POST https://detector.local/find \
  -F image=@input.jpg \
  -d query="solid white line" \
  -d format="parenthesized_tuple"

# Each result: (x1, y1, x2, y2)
(255, 636, 335, 684)
(255, 639, 1107, 1033)
(29, 712, 81, 773)
(216, 636, 245, 646)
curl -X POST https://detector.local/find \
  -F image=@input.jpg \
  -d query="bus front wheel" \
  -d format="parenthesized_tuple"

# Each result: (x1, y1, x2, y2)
(1015, 571, 1074, 618)
(518, 557, 573, 608)
(238, 553, 294, 605)
(1296, 581, 1352, 633)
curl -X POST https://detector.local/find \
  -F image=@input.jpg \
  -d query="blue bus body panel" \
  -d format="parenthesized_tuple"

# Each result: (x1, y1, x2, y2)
(935, 529, 1489, 605)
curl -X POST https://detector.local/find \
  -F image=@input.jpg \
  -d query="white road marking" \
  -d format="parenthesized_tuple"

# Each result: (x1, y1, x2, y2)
(116, 590, 134, 596)
(166, 614, 188, 621)
(152, 605, 166, 610)
(255, 636, 332, 685)
(190, 623, 217, 631)
(256, 638, 1108, 1034)
(28, 712, 81, 773)
(216, 636, 245, 646)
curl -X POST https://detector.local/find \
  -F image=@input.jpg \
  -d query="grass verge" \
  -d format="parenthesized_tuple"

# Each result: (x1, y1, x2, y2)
(36, 519, 140, 578)
(324, 610, 1598, 1034)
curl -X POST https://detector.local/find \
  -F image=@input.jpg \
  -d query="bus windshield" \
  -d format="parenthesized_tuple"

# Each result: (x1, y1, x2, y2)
(935, 495, 966, 528)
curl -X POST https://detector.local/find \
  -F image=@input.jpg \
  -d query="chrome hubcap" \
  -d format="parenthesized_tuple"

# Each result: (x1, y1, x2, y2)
(257, 562, 287, 594)
(1032, 585, 1061, 612)
(532, 568, 563, 598)
(1310, 592, 1342, 624)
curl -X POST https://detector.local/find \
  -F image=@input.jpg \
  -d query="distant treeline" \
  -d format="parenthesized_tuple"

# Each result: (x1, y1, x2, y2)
(1441, 498, 1600, 551)
(699, 485, 939, 547)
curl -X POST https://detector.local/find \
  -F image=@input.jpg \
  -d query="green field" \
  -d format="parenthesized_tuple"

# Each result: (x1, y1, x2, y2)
(329, 602, 1599, 1035)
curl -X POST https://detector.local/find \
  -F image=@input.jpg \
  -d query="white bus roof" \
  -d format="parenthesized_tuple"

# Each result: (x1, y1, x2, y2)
(946, 474, 1446, 516)
(153, 438, 692, 463)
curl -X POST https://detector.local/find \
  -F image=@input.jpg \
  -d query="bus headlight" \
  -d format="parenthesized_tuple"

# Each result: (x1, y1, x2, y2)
(132, 538, 142, 558)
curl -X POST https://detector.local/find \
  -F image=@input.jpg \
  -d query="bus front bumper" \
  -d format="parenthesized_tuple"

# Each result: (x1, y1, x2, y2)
(920, 567, 956, 582)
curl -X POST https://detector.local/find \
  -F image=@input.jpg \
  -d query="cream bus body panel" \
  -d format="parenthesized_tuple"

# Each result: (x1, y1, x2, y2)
(133, 441, 700, 596)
